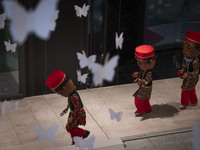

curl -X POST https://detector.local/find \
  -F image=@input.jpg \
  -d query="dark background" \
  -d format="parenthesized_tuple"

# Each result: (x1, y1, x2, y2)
(18, 0, 146, 97)
(0, 0, 200, 99)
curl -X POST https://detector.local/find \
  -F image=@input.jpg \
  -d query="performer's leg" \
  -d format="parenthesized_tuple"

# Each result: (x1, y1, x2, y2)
(135, 97, 145, 114)
(190, 88, 198, 105)
(180, 90, 190, 109)
(67, 127, 86, 145)
(144, 99, 152, 113)
(66, 110, 89, 144)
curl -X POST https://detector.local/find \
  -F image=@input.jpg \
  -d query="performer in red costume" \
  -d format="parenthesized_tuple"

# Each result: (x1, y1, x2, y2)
(132, 45, 156, 116)
(46, 69, 90, 144)
(178, 30, 200, 109)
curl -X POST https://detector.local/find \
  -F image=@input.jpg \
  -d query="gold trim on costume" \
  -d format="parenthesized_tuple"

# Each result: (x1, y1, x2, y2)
(52, 74, 66, 91)
(185, 37, 200, 44)
(136, 54, 155, 59)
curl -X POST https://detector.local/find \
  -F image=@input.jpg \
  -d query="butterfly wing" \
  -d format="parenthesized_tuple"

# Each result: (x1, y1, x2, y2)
(77, 70, 81, 82)
(33, 0, 59, 40)
(0, 101, 7, 115)
(116, 111, 123, 122)
(81, 4, 90, 17)
(47, 123, 59, 142)
(6, 101, 18, 110)
(81, 73, 88, 84)
(0, 13, 6, 29)
(11, 101, 19, 111)
(6, 101, 11, 110)
(115, 32, 123, 49)
(193, 121, 200, 150)
(115, 32, 119, 49)
(11, 43, 17, 53)
(91, 63, 103, 86)
(74, 136, 81, 147)
(2, 1, 28, 44)
(74, 136, 85, 150)
(34, 124, 46, 143)
(109, 108, 116, 120)
(76, 50, 88, 68)
(84, 135, 95, 150)
(50, 10, 59, 31)
(4, 40, 11, 52)
(119, 33, 124, 49)
(87, 55, 96, 69)
(77, 70, 88, 84)
(74, 5, 81, 17)
(103, 55, 119, 82)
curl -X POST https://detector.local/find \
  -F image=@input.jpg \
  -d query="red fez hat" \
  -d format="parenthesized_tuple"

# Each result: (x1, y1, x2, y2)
(135, 45, 155, 59)
(185, 30, 200, 44)
(46, 69, 68, 91)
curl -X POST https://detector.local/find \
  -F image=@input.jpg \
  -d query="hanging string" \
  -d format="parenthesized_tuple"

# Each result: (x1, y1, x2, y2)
(116, 0, 122, 85)
(118, 0, 121, 34)
(44, 40, 47, 93)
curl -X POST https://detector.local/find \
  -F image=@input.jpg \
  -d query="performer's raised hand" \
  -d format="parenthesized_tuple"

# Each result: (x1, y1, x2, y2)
(133, 78, 138, 83)
(132, 72, 139, 78)
(178, 70, 184, 79)
(60, 105, 69, 117)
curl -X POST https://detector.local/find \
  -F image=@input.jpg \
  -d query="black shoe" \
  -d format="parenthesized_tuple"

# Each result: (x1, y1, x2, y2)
(82, 130, 90, 139)
(135, 111, 141, 117)
(191, 103, 197, 106)
(179, 105, 186, 110)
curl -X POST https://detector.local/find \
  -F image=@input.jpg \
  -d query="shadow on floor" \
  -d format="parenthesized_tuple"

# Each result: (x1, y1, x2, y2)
(140, 103, 180, 121)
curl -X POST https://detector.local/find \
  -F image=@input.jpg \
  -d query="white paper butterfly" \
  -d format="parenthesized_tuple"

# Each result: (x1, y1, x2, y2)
(2, 0, 59, 45)
(74, 134, 95, 150)
(74, 4, 90, 18)
(0, 13, 6, 29)
(77, 70, 88, 84)
(193, 121, 200, 150)
(108, 108, 123, 122)
(90, 55, 119, 86)
(76, 50, 96, 69)
(34, 123, 59, 143)
(115, 32, 124, 49)
(4, 40, 17, 53)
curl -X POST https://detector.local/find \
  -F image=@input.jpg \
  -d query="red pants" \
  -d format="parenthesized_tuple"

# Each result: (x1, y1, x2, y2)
(67, 127, 86, 145)
(135, 98, 152, 114)
(181, 89, 198, 106)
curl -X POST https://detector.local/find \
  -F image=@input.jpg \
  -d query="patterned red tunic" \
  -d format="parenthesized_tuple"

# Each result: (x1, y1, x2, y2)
(66, 91, 86, 129)
(181, 58, 199, 91)
(133, 70, 153, 100)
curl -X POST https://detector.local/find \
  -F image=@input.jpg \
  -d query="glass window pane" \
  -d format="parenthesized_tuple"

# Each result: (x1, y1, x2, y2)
(0, 18, 19, 99)
(144, 0, 200, 48)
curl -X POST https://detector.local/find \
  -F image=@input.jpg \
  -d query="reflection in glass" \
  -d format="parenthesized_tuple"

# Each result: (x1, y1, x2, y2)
(0, 18, 19, 99)
(144, 0, 200, 48)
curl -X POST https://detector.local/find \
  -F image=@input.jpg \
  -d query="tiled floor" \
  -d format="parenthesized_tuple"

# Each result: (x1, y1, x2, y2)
(0, 77, 200, 150)
(124, 129, 193, 150)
